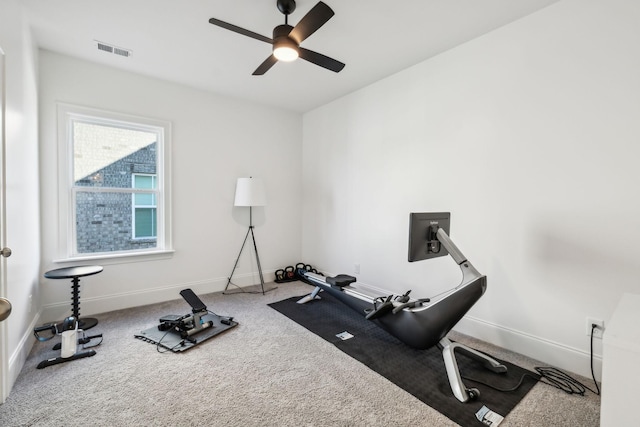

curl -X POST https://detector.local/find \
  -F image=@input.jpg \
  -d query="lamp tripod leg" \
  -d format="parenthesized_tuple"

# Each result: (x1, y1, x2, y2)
(223, 226, 252, 294)
(250, 226, 276, 295)
(224, 205, 276, 295)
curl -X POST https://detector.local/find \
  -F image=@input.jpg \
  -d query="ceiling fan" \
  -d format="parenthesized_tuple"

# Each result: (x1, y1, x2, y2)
(208, 0, 345, 75)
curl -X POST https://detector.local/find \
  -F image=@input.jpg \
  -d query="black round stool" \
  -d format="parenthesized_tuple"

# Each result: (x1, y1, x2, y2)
(44, 265, 103, 330)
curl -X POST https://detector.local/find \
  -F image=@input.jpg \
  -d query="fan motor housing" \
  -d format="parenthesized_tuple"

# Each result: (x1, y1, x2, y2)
(273, 24, 295, 41)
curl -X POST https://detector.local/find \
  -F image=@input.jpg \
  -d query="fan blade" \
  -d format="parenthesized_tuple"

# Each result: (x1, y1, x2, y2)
(289, 2, 334, 44)
(252, 55, 279, 75)
(298, 47, 345, 73)
(209, 17, 273, 44)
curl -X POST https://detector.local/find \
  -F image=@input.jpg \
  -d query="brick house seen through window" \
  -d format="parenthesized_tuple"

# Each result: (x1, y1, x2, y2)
(73, 120, 160, 254)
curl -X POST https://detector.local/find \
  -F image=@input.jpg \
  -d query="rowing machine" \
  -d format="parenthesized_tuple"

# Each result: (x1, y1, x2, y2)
(297, 212, 507, 403)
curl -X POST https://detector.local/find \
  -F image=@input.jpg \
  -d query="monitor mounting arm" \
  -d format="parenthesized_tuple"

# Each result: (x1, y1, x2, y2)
(434, 227, 483, 290)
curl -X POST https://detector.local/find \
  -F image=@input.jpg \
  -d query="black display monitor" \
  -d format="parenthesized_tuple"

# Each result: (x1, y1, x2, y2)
(408, 212, 451, 262)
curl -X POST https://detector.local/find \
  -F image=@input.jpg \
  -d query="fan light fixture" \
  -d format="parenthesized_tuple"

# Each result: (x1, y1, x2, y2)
(273, 37, 299, 62)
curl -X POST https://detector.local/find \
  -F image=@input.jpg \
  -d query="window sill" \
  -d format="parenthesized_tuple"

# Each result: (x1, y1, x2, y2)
(53, 249, 175, 265)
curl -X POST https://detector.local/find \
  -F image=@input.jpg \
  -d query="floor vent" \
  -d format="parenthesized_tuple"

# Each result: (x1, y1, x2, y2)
(95, 41, 132, 58)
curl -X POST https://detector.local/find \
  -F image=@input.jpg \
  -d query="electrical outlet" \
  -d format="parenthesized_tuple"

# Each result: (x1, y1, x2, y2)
(354, 264, 360, 274)
(586, 317, 605, 339)
(28, 294, 32, 314)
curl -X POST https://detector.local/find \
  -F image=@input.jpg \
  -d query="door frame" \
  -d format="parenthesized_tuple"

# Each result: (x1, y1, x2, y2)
(0, 46, 9, 403)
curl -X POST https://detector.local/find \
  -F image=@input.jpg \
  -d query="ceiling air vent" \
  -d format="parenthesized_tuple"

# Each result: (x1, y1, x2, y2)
(97, 42, 113, 53)
(94, 41, 132, 58)
(113, 47, 131, 57)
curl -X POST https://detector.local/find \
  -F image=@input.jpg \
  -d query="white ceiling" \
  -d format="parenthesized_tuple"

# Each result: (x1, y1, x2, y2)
(21, 0, 560, 113)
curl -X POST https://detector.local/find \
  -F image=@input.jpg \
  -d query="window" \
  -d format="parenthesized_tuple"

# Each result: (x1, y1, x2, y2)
(57, 104, 172, 260)
(132, 174, 157, 239)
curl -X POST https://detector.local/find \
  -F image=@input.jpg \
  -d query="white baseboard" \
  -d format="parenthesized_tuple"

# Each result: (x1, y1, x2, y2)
(35, 268, 600, 383)
(8, 312, 40, 392)
(453, 315, 601, 381)
(41, 271, 275, 323)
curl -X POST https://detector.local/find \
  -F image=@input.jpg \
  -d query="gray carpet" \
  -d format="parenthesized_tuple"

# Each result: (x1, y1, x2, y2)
(0, 281, 601, 426)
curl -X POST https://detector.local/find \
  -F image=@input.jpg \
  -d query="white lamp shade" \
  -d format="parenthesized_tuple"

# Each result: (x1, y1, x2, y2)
(234, 177, 267, 207)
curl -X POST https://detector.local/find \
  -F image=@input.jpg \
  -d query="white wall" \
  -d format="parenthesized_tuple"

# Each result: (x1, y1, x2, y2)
(0, 0, 41, 396)
(38, 51, 303, 320)
(302, 0, 640, 379)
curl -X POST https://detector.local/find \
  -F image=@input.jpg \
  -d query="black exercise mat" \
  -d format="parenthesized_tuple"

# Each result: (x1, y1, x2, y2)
(269, 291, 539, 426)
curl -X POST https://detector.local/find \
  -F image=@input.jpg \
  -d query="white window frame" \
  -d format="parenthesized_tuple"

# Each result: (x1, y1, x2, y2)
(56, 103, 173, 262)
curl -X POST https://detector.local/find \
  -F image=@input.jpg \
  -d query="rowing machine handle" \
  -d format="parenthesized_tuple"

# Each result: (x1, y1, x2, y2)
(391, 298, 431, 314)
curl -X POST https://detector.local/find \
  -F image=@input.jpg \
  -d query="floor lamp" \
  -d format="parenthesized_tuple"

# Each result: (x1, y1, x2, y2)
(224, 177, 276, 295)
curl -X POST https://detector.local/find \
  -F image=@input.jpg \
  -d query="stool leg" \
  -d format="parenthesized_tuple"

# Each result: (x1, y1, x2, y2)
(69, 276, 98, 329)
(70, 277, 81, 319)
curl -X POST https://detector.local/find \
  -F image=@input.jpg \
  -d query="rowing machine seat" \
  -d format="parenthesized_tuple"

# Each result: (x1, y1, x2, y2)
(326, 274, 356, 288)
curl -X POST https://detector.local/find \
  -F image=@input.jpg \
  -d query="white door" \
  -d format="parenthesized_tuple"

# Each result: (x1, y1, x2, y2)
(0, 47, 11, 403)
